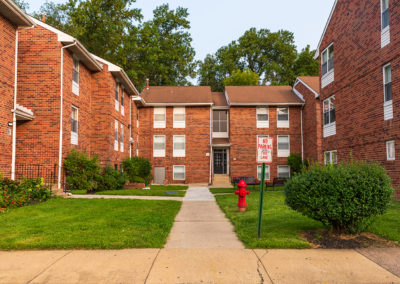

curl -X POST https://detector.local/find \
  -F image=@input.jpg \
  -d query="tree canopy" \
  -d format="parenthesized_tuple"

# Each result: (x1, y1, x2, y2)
(224, 69, 259, 86)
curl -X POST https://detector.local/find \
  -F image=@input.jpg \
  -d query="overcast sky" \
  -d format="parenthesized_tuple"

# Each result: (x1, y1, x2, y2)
(26, 0, 336, 61)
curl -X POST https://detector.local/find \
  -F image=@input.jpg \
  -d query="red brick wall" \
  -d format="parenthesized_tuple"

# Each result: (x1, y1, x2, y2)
(0, 15, 16, 178)
(229, 106, 302, 182)
(318, 0, 400, 197)
(294, 82, 322, 163)
(138, 106, 211, 184)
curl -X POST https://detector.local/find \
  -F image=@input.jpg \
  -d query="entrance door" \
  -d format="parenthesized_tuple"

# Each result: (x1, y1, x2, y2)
(154, 167, 165, 184)
(214, 149, 227, 174)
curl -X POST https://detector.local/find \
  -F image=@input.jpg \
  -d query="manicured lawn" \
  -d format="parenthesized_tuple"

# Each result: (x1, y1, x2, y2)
(150, 185, 188, 191)
(216, 191, 400, 249)
(0, 198, 181, 249)
(209, 188, 235, 194)
(96, 189, 186, 197)
(209, 186, 284, 194)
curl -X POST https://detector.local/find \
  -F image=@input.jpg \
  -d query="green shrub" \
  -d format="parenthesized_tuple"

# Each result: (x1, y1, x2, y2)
(122, 157, 152, 184)
(97, 166, 127, 192)
(287, 153, 304, 174)
(285, 161, 393, 234)
(63, 149, 101, 192)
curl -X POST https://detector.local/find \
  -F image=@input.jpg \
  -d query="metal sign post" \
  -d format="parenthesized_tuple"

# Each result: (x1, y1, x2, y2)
(256, 137, 273, 238)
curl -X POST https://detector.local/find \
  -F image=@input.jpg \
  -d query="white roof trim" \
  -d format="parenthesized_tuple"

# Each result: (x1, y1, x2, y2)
(30, 17, 74, 42)
(229, 102, 304, 106)
(293, 78, 319, 98)
(143, 102, 213, 106)
(314, 0, 339, 59)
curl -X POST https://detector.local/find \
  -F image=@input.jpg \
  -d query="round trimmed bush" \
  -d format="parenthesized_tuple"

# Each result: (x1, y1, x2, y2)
(284, 161, 393, 234)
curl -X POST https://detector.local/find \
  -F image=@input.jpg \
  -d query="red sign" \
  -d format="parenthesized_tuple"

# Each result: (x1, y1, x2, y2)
(257, 137, 273, 163)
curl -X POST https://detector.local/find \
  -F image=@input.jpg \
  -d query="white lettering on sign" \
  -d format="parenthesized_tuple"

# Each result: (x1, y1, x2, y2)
(257, 137, 273, 163)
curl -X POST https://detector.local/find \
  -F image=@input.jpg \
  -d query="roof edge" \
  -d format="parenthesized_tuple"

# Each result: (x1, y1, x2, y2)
(229, 102, 305, 106)
(1, 0, 34, 26)
(293, 77, 319, 98)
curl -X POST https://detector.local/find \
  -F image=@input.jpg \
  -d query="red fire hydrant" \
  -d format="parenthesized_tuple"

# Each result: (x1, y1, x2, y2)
(235, 179, 250, 212)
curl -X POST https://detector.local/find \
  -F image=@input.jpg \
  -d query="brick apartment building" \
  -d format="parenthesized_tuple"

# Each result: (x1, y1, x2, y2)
(315, 0, 400, 198)
(0, 0, 34, 179)
(136, 85, 307, 185)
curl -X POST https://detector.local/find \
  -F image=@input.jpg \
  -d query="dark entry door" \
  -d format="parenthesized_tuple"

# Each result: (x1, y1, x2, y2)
(214, 149, 227, 174)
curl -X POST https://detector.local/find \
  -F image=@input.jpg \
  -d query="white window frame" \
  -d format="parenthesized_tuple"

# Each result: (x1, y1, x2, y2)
(277, 107, 289, 128)
(173, 107, 186, 128)
(121, 88, 125, 116)
(257, 107, 269, 128)
(277, 135, 290, 158)
(277, 165, 290, 179)
(115, 81, 120, 111)
(173, 135, 186, 157)
(381, 0, 390, 31)
(386, 140, 395, 161)
(72, 56, 79, 95)
(114, 120, 118, 151)
(257, 165, 270, 181)
(154, 107, 166, 128)
(383, 64, 392, 103)
(71, 106, 78, 145)
(120, 124, 124, 152)
(324, 150, 338, 165)
(323, 96, 336, 126)
(173, 165, 185, 180)
(153, 135, 166, 157)
(321, 43, 334, 77)
(213, 110, 229, 138)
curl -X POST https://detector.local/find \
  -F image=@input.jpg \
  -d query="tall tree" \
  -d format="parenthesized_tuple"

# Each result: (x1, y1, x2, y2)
(294, 45, 319, 77)
(224, 69, 259, 86)
(12, 0, 29, 12)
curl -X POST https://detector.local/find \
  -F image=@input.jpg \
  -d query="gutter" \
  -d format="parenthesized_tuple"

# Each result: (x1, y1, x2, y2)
(11, 24, 35, 180)
(58, 41, 77, 189)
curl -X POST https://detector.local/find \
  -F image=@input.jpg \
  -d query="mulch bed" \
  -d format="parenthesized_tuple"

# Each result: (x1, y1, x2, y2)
(303, 230, 398, 249)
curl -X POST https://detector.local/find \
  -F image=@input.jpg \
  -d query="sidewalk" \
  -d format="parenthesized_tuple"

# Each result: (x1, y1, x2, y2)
(1, 248, 399, 283)
(164, 186, 244, 248)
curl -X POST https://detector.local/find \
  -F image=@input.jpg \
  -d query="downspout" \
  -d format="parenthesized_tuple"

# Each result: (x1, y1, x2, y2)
(11, 25, 34, 180)
(209, 107, 212, 185)
(129, 96, 132, 158)
(301, 106, 304, 161)
(58, 42, 77, 189)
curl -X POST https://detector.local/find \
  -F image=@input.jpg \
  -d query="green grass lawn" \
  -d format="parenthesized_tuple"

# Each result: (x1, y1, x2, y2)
(71, 185, 188, 197)
(209, 186, 284, 194)
(0, 198, 181, 249)
(216, 191, 400, 249)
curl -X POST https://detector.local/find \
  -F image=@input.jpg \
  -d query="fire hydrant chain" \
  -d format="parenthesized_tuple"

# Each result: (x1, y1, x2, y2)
(235, 179, 250, 212)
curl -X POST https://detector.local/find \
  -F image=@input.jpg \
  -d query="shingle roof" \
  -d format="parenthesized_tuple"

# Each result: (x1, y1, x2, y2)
(225, 86, 304, 105)
(140, 86, 213, 105)
(297, 76, 320, 94)
(212, 92, 228, 107)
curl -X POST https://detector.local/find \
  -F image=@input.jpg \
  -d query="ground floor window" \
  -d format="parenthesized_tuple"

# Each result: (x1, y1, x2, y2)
(324, 150, 337, 165)
(173, 165, 185, 180)
(386, 141, 395, 160)
(257, 165, 270, 180)
(277, 165, 290, 178)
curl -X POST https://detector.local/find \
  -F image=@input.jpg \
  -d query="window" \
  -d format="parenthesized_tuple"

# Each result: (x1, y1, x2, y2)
(277, 135, 290, 157)
(384, 64, 392, 102)
(136, 135, 139, 156)
(387, 140, 395, 161)
(257, 107, 269, 128)
(136, 111, 139, 128)
(72, 56, 79, 95)
(173, 135, 185, 157)
(114, 120, 118, 151)
(322, 44, 334, 76)
(121, 88, 124, 116)
(323, 97, 336, 126)
(382, 0, 389, 30)
(213, 110, 228, 137)
(154, 135, 166, 157)
(71, 106, 78, 145)
(115, 82, 120, 111)
(173, 165, 185, 180)
(277, 107, 289, 128)
(120, 124, 124, 152)
(324, 150, 337, 165)
(257, 165, 270, 181)
(154, 107, 166, 128)
(278, 166, 290, 178)
(173, 107, 185, 128)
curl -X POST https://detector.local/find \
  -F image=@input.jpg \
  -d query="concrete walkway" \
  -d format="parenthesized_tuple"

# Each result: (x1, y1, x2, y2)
(68, 194, 183, 201)
(165, 186, 244, 248)
(1, 248, 399, 283)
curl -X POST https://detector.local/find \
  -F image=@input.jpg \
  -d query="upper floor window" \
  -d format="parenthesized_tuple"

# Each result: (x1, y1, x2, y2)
(213, 110, 228, 137)
(71, 106, 78, 145)
(154, 135, 166, 157)
(120, 124, 124, 152)
(384, 64, 392, 102)
(173, 135, 185, 157)
(277, 135, 290, 157)
(387, 140, 395, 160)
(277, 107, 289, 128)
(114, 120, 118, 151)
(322, 44, 334, 76)
(256, 107, 269, 128)
(323, 96, 335, 126)
(382, 0, 389, 30)
(121, 88, 124, 116)
(154, 107, 166, 128)
(115, 82, 120, 111)
(173, 107, 185, 128)
(72, 56, 79, 95)
(324, 150, 337, 165)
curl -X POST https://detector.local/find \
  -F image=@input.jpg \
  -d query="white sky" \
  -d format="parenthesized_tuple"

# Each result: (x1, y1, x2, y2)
(26, 0, 335, 61)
